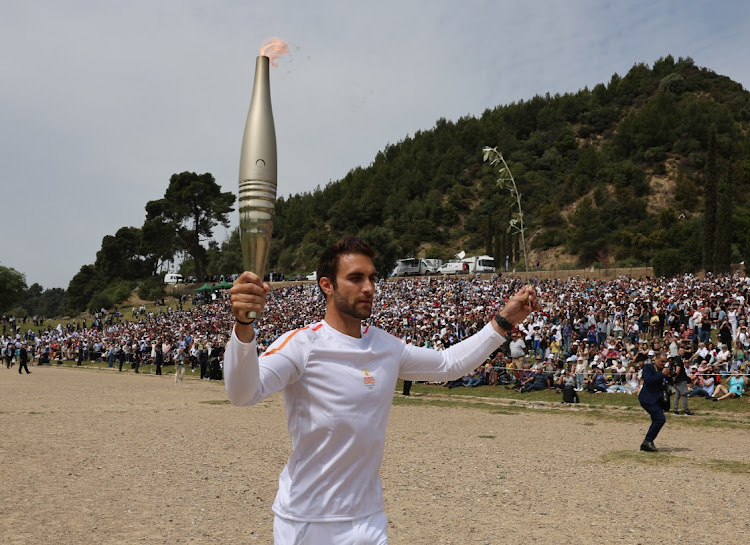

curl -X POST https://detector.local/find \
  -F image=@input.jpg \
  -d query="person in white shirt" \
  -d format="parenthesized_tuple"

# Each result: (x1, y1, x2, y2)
(508, 331, 528, 376)
(224, 236, 540, 545)
(691, 307, 703, 335)
(728, 306, 738, 336)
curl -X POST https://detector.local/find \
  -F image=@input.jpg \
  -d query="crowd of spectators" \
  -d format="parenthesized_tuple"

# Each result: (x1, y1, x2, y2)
(2, 271, 749, 402)
(1, 300, 228, 380)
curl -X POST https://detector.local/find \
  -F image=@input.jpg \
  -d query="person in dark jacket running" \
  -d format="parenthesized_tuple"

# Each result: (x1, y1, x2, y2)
(638, 352, 671, 452)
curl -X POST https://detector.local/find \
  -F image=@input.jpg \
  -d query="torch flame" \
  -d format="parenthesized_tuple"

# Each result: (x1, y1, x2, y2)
(260, 38, 290, 67)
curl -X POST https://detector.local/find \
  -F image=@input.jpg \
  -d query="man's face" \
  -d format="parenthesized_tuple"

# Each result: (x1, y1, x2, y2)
(655, 355, 668, 370)
(330, 253, 378, 320)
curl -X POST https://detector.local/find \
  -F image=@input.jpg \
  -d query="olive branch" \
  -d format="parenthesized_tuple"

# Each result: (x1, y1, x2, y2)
(482, 146, 528, 278)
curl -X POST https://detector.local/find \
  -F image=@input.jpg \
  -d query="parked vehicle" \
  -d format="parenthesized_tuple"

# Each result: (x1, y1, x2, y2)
(163, 273, 184, 284)
(461, 255, 495, 274)
(306, 271, 318, 281)
(437, 261, 468, 275)
(392, 258, 442, 276)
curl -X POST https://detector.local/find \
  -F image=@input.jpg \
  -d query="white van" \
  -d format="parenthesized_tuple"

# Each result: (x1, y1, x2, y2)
(163, 273, 184, 285)
(437, 261, 467, 275)
(393, 258, 441, 276)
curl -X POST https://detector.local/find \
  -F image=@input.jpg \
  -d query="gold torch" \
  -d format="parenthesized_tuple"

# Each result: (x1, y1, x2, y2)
(238, 40, 287, 321)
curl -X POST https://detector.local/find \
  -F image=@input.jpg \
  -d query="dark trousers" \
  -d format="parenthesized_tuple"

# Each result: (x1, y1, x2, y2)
(200, 361, 208, 379)
(18, 360, 30, 374)
(402, 380, 412, 396)
(155, 363, 162, 375)
(640, 400, 666, 442)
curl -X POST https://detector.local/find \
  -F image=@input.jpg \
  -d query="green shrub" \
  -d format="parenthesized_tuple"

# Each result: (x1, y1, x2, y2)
(7, 306, 26, 319)
(615, 257, 647, 268)
(138, 276, 165, 301)
(659, 73, 686, 95)
(651, 248, 683, 277)
(102, 280, 135, 305)
(88, 293, 113, 313)
(533, 228, 565, 250)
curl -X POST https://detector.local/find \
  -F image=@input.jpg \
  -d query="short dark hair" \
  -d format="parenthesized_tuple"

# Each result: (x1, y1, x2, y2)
(316, 236, 376, 291)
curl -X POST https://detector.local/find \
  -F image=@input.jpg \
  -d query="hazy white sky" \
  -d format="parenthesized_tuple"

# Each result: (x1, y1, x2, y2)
(2, 0, 749, 288)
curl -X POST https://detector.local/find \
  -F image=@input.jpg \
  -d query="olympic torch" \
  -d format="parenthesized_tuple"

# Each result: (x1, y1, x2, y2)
(238, 40, 287, 321)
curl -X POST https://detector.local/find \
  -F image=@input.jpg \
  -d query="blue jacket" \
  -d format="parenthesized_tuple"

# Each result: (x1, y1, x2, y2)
(638, 363, 667, 405)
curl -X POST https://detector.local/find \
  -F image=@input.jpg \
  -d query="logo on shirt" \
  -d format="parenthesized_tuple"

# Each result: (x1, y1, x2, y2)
(362, 368, 375, 387)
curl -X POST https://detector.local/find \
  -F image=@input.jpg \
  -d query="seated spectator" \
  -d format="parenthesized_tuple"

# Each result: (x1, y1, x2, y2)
(714, 370, 746, 401)
(696, 359, 710, 375)
(512, 363, 535, 390)
(715, 344, 732, 369)
(688, 368, 716, 399)
(519, 365, 549, 393)
(560, 370, 579, 403)
(465, 367, 485, 387)
(483, 360, 498, 386)
(730, 348, 745, 373)
(609, 359, 626, 384)
(606, 374, 627, 393)
(694, 342, 709, 363)
(624, 367, 641, 394)
(586, 365, 608, 393)
(543, 359, 556, 378)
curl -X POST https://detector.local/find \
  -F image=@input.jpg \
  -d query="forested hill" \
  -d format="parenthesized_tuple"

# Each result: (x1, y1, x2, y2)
(246, 55, 749, 278)
(9, 55, 750, 319)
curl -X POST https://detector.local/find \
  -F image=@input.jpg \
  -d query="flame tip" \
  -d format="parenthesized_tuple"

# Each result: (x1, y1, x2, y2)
(259, 38, 290, 68)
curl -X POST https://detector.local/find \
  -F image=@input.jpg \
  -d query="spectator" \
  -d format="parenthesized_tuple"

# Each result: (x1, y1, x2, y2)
(687, 365, 716, 399)
(586, 364, 608, 393)
(624, 367, 641, 395)
(465, 367, 486, 387)
(520, 365, 549, 393)
(713, 370, 746, 401)
(670, 354, 692, 415)
(508, 331, 527, 378)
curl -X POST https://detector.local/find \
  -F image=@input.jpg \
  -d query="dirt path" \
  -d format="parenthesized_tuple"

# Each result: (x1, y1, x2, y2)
(1, 366, 748, 544)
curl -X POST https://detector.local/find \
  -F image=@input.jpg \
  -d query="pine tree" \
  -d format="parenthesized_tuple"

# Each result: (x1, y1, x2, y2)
(702, 126, 718, 272)
(714, 162, 733, 273)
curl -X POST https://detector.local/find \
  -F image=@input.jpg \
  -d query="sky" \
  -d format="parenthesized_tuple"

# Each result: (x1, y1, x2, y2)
(2, 0, 749, 289)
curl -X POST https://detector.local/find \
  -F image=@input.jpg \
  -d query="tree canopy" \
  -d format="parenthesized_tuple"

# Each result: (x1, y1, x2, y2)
(0, 264, 28, 313)
(145, 172, 235, 281)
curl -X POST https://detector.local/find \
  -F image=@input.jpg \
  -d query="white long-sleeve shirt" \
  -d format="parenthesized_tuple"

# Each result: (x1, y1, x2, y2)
(224, 319, 504, 522)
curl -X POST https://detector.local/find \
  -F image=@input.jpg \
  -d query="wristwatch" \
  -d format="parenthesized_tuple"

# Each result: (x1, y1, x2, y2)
(494, 314, 514, 335)
(235, 317, 255, 326)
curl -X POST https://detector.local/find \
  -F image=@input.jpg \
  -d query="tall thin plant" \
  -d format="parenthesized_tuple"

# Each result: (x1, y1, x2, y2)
(483, 147, 528, 279)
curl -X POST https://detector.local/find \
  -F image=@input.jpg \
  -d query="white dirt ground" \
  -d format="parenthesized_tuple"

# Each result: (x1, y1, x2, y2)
(1, 366, 749, 545)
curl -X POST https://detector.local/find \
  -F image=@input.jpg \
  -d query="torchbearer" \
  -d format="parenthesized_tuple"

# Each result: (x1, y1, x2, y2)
(226, 235, 541, 544)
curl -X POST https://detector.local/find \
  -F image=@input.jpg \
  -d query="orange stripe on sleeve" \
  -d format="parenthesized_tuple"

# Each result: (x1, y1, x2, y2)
(262, 326, 310, 357)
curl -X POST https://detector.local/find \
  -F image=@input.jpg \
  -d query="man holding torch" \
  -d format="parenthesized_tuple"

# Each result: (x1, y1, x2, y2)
(225, 235, 540, 544)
